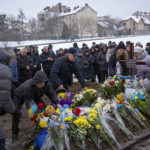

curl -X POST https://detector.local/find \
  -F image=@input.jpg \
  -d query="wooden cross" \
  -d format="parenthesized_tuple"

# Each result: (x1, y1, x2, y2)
(119, 43, 146, 77)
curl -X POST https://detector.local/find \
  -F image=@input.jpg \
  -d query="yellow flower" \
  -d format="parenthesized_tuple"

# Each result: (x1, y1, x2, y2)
(56, 108, 60, 114)
(64, 116, 73, 122)
(60, 124, 64, 129)
(45, 105, 55, 116)
(28, 109, 32, 117)
(28, 145, 34, 150)
(39, 121, 47, 128)
(117, 94, 122, 100)
(86, 89, 90, 92)
(135, 96, 138, 101)
(96, 125, 100, 130)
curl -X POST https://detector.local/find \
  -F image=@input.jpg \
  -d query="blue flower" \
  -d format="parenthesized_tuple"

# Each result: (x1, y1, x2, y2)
(31, 104, 38, 114)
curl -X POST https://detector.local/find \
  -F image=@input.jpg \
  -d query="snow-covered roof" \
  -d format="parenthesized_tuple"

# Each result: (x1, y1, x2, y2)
(58, 7, 83, 17)
(123, 15, 150, 25)
(118, 26, 125, 31)
(97, 21, 116, 29)
(97, 22, 110, 28)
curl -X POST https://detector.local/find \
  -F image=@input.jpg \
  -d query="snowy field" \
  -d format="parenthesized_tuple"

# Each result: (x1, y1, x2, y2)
(0, 35, 150, 54)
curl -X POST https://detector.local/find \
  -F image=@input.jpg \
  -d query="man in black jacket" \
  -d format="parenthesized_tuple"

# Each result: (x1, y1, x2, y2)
(17, 49, 34, 83)
(12, 71, 60, 141)
(40, 46, 56, 79)
(50, 48, 88, 91)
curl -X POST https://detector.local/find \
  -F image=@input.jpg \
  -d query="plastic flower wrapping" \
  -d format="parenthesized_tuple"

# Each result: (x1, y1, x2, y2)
(98, 76, 125, 99)
(72, 89, 97, 107)
(27, 77, 150, 150)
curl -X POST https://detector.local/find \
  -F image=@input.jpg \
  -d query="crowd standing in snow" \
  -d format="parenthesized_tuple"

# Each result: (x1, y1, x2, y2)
(0, 41, 150, 149)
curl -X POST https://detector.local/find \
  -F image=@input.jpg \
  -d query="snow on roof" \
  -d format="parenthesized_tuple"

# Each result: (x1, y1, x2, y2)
(118, 26, 125, 31)
(97, 21, 117, 29)
(123, 15, 150, 25)
(58, 7, 83, 17)
(97, 22, 110, 28)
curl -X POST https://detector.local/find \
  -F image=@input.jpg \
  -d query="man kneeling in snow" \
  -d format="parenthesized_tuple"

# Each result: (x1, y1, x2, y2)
(12, 71, 61, 141)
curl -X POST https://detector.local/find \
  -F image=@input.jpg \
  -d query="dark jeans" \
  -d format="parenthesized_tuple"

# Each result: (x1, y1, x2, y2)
(0, 139, 6, 150)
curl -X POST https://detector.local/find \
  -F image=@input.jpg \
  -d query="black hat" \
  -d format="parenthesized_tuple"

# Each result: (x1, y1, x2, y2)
(117, 41, 126, 50)
(48, 44, 53, 49)
(109, 44, 115, 49)
(102, 44, 107, 49)
(67, 48, 77, 56)
(73, 43, 78, 48)
(146, 43, 150, 47)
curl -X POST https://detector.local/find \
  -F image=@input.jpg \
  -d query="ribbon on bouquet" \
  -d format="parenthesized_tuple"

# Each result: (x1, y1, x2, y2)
(107, 75, 134, 81)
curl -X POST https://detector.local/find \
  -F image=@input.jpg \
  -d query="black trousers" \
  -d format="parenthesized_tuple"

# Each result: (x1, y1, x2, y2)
(12, 95, 44, 136)
(98, 71, 108, 83)
(12, 96, 24, 136)
(0, 139, 6, 150)
(101, 71, 108, 83)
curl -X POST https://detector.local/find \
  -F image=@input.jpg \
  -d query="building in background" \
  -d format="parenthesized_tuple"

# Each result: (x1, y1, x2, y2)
(119, 14, 150, 35)
(37, 3, 97, 39)
(97, 16, 116, 37)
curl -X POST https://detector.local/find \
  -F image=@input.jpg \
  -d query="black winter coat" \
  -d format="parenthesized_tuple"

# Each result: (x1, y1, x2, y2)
(81, 54, 95, 80)
(17, 55, 34, 83)
(50, 56, 86, 90)
(15, 71, 59, 104)
(40, 51, 56, 71)
(0, 48, 15, 139)
(97, 51, 108, 72)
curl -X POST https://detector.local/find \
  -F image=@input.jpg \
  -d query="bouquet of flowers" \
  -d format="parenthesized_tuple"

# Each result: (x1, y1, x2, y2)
(98, 77, 125, 99)
(57, 91, 73, 107)
(127, 90, 150, 117)
(72, 89, 97, 107)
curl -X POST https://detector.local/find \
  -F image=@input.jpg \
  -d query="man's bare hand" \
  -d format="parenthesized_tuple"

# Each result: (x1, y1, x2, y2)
(139, 79, 144, 87)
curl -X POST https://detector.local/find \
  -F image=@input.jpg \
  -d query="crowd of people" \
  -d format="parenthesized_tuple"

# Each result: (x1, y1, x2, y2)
(0, 40, 150, 150)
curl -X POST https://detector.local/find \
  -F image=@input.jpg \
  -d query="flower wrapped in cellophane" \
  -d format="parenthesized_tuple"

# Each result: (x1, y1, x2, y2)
(72, 89, 97, 107)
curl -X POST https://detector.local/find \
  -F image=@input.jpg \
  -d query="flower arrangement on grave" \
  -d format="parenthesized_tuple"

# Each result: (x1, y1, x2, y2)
(72, 89, 97, 107)
(98, 76, 125, 99)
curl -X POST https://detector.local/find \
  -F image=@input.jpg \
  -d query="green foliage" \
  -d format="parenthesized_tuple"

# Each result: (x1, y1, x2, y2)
(98, 80, 125, 99)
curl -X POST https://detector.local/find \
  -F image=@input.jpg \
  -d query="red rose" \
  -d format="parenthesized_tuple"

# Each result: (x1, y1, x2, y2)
(109, 81, 115, 86)
(76, 108, 81, 113)
(38, 102, 44, 109)
(30, 115, 37, 123)
(72, 108, 81, 117)
(121, 79, 125, 84)
(43, 112, 48, 117)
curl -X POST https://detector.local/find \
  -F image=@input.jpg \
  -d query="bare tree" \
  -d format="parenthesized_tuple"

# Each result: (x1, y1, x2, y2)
(28, 18, 37, 40)
(18, 9, 26, 40)
(0, 14, 9, 41)
(78, 16, 89, 38)
(86, 17, 97, 37)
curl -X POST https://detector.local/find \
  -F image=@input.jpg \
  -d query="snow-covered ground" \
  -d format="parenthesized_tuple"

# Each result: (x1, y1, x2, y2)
(0, 35, 150, 54)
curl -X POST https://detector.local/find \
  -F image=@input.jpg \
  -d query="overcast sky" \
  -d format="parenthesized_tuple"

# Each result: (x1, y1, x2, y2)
(1, 0, 150, 20)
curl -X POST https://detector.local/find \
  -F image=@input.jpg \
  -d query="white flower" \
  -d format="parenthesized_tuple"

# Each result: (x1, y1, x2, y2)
(103, 104, 112, 113)
(102, 84, 105, 88)
(94, 97, 105, 109)
(115, 81, 119, 84)
(40, 117, 48, 122)
(80, 107, 90, 116)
